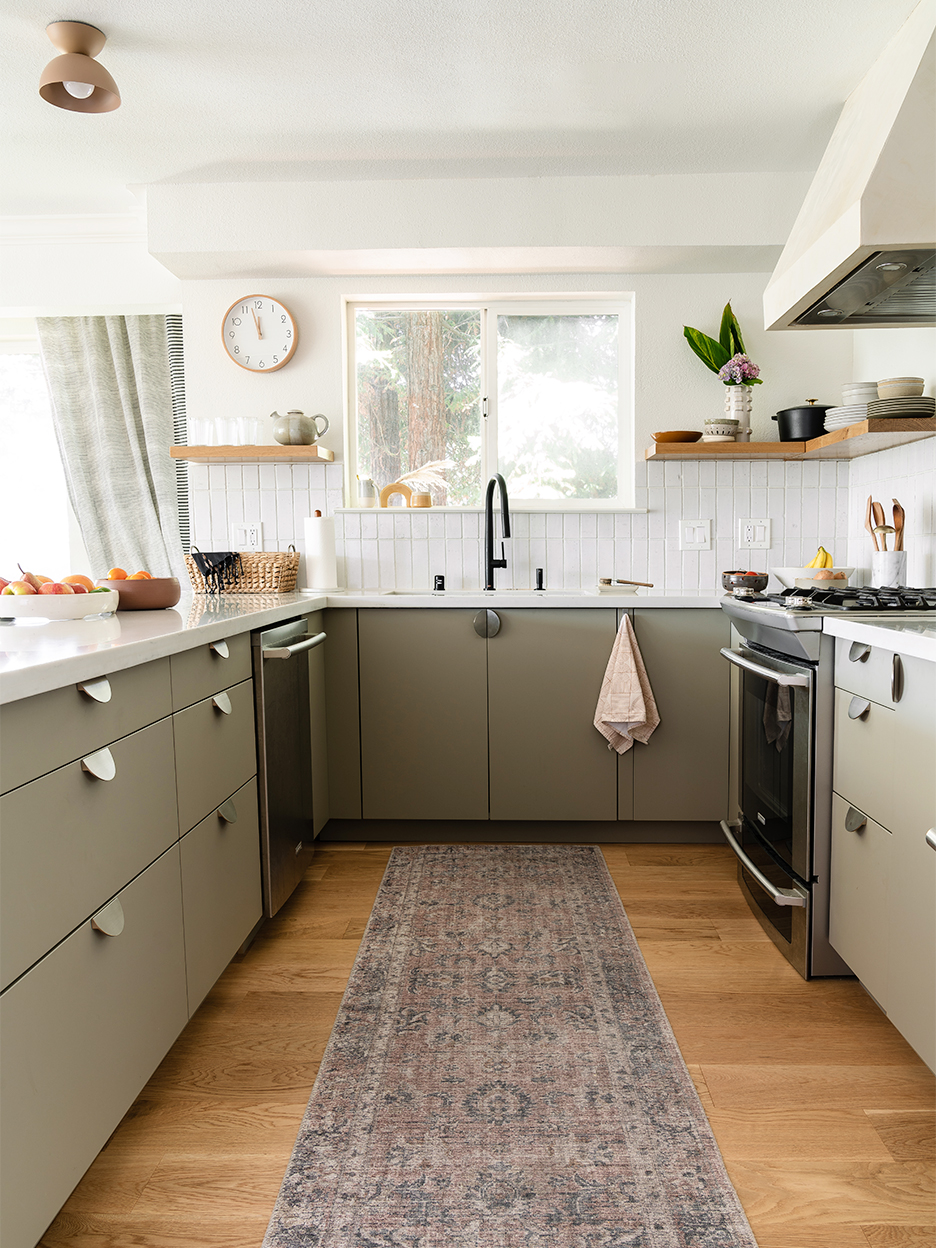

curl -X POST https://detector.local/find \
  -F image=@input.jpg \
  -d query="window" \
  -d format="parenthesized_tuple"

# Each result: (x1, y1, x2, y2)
(345, 296, 634, 509)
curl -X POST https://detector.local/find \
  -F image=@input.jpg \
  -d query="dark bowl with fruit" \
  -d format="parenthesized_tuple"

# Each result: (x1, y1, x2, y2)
(721, 570, 769, 594)
(95, 577, 182, 610)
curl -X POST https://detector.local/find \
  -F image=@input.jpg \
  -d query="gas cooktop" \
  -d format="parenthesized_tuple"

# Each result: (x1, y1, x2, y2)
(721, 585, 936, 634)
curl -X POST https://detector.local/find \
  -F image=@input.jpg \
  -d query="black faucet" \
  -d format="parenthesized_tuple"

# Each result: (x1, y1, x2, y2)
(484, 474, 511, 590)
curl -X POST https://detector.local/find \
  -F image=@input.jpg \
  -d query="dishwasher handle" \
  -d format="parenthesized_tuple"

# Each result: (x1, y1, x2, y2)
(262, 630, 326, 660)
(720, 821, 807, 907)
(720, 647, 810, 687)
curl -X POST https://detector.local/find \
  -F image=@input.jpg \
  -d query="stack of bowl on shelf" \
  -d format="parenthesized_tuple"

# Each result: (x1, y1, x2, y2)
(701, 418, 739, 442)
(824, 377, 931, 432)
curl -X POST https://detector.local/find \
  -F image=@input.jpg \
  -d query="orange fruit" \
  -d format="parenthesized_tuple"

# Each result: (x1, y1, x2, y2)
(130, 570, 153, 579)
(62, 573, 94, 591)
(107, 567, 128, 580)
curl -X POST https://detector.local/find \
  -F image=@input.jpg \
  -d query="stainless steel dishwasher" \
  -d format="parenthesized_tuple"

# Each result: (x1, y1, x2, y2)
(252, 616, 326, 916)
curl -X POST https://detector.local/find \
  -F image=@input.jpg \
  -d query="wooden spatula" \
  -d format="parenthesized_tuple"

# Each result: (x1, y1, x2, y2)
(892, 499, 904, 551)
(866, 496, 879, 551)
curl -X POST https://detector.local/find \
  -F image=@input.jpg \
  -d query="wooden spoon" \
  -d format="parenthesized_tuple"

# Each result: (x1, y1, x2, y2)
(866, 496, 879, 551)
(892, 499, 904, 551)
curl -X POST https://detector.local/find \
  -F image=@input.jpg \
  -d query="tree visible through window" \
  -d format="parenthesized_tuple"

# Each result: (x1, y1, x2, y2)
(350, 298, 633, 509)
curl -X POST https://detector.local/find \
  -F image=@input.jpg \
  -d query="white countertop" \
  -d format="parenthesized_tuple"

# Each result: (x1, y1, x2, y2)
(823, 615, 936, 663)
(0, 589, 720, 704)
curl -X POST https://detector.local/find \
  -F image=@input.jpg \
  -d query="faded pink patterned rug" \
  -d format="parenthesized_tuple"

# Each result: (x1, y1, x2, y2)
(263, 845, 758, 1247)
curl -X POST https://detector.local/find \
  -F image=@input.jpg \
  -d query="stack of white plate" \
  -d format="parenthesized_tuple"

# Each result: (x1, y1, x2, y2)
(824, 404, 869, 430)
(841, 381, 879, 405)
(867, 395, 935, 418)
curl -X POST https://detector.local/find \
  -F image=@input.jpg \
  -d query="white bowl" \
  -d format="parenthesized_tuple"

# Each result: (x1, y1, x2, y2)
(0, 588, 119, 620)
(597, 583, 640, 594)
(878, 377, 924, 399)
(772, 567, 854, 588)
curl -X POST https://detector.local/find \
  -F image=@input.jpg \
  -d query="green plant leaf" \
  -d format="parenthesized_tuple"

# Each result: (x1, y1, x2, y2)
(718, 302, 748, 357)
(683, 326, 730, 374)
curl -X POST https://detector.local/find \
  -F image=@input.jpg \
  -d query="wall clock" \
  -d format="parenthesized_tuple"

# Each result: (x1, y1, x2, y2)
(221, 295, 298, 372)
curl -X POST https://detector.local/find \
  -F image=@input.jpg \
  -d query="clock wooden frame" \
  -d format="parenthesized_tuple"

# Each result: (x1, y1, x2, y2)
(221, 295, 298, 372)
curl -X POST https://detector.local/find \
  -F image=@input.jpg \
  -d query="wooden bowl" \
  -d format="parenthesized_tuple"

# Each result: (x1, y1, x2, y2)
(651, 430, 702, 443)
(95, 577, 181, 610)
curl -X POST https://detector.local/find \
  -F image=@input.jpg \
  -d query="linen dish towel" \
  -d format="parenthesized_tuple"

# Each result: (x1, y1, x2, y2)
(594, 614, 660, 753)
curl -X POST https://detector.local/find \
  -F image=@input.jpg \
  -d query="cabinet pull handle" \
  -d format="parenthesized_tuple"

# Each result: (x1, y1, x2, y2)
(926, 829, 936, 853)
(217, 798, 238, 823)
(263, 631, 326, 659)
(209, 639, 230, 659)
(848, 642, 871, 664)
(720, 821, 807, 907)
(473, 609, 500, 638)
(77, 676, 112, 703)
(845, 806, 868, 833)
(91, 897, 125, 937)
(847, 696, 871, 721)
(211, 691, 233, 714)
(81, 746, 116, 781)
(891, 653, 903, 703)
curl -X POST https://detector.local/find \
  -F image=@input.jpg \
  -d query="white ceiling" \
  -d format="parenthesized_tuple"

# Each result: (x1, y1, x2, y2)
(0, 0, 922, 217)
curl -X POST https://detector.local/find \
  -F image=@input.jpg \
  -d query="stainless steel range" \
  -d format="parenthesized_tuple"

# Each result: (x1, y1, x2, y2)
(719, 585, 936, 977)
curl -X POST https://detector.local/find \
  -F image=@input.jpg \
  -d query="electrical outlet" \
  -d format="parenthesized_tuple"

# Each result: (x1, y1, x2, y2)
(233, 523, 262, 551)
(679, 519, 711, 551)
(738, 518, 771, 549)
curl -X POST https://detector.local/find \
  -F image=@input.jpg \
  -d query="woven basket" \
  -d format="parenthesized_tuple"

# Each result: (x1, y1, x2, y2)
(185, 548, 300, 595)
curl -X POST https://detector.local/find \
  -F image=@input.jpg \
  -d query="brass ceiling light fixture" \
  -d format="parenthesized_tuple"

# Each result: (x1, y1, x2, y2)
(39, 20, 120, 113)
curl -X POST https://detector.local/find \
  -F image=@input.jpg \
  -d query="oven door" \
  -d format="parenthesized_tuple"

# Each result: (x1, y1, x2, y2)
(721, 643, 814, 880)
(721, 818, 810, 976)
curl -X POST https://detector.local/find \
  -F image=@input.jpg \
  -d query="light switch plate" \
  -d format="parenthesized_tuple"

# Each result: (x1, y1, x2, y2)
(233, 523, 262, 551)
(738, 518, 771, 549)
(679, 519, 711, 550)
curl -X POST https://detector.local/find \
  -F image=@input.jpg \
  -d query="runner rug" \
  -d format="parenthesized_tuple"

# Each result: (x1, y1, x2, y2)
(263, 845, 758, 1247)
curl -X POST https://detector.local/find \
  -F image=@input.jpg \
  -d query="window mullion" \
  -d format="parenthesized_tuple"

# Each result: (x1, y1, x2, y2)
(481, 306, 498, 482)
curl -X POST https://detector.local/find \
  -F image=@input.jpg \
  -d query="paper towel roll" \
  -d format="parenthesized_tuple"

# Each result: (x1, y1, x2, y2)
(303, 514, 339, 589)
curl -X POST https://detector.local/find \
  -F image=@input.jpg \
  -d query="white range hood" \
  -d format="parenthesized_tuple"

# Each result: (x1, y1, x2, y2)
(764, 1, 936, 330)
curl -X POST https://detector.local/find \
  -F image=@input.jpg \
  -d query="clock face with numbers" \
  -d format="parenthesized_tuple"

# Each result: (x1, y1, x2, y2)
(221, 295, 298, 372)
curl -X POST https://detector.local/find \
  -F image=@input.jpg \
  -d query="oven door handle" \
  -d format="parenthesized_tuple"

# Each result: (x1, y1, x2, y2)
(719, 648, 810, 687)
(720, 821, 808, 907)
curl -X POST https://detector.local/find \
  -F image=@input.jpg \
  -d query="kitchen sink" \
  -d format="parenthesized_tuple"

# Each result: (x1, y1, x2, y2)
(377, 588, 593, 596)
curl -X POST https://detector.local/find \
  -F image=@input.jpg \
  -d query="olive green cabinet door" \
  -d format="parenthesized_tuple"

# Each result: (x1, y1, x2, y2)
(324, 608, 362, 819)
(487, 609, 618, 821)
(358, 610, 488, 820)
(632, 609, 730, 821)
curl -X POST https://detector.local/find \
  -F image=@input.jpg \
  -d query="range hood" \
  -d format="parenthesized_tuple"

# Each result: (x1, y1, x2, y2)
(764, 2, 936, 330)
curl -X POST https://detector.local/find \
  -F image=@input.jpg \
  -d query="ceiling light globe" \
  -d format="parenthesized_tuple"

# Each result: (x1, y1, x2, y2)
(63, 80, 95, 99)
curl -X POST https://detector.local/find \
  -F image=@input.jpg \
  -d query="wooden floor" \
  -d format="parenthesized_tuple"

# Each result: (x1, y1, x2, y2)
(41, 843, 935, 1248)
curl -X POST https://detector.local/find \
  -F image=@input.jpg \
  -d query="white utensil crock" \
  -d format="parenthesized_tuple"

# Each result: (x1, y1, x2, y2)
(871, 550, 907, 587)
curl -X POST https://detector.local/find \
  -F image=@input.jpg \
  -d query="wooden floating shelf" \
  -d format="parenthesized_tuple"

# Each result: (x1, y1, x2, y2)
(645, 418, 936, 461)
(171, 444, 335, 463)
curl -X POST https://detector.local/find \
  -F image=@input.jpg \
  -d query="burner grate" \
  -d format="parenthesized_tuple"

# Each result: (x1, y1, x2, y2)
(765, 585, 936, 612)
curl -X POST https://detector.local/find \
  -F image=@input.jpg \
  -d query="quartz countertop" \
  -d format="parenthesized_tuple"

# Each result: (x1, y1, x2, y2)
(0, 589, 721, 704)
(823, 615, 936, 663)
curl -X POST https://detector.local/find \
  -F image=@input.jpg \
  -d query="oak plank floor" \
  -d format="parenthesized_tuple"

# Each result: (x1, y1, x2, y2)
(39, 842, 934, 1248)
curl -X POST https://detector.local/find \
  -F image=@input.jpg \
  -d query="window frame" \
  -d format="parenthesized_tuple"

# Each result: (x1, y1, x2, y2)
(342, 292, 635, 511)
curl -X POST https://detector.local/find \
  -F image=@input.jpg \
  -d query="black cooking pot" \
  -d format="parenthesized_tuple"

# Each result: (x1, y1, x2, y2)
(773, 400, 832, 442)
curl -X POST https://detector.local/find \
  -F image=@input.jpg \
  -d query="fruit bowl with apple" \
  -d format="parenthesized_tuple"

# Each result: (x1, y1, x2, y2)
(0, 582, 119, 621)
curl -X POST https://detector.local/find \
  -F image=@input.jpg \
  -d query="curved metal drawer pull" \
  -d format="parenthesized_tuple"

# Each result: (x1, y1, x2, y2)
(91, 897, 125, 937)
(845, 806, 868, 833)
(848, 696, 871, 721)
(81, 746, 116, 781)
(209, 639, 230, 659)
(891, 653, 903, 703)
(217, 798, 238, 824)
(77, 676, 112, 703)
(720, 821, 807, 908)
(926, 829, 936, 853)
(848, 642, 871, 664)
(211, 691, 233, 714)
(262, 631, 326, 659)
(473, 609, 500, 638)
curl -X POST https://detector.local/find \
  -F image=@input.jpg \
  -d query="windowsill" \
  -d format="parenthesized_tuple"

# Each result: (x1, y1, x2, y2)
(335, 506, 649, 514)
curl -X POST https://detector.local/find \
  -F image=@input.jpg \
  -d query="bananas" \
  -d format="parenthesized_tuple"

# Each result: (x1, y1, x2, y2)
(806, 546, 833, 569)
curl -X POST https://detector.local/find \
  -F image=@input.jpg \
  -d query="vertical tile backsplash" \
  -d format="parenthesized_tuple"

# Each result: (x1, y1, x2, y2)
(187, 451, 923, 595)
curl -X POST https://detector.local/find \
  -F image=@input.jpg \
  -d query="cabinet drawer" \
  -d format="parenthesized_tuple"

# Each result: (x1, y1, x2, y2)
(834, 637, 901, 705)
(0, 717, 179, 991)
(0, 658, 171, 794)
(170, 632, 251, 710)
(829, 793, 890, 1007)
(174, 678, 256, 833)
(181, 776, 262, 1014)
(833, 688, 895, 830)
(0, 845, 187, 1248)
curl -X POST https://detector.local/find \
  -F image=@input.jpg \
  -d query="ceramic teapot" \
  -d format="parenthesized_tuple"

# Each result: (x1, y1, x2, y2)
(269, 410, 329, 446)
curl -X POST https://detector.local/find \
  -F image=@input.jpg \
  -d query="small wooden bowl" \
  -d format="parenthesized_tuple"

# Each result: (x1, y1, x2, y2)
(95, 577, 181, 610)
(651, 430, 702, 443)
